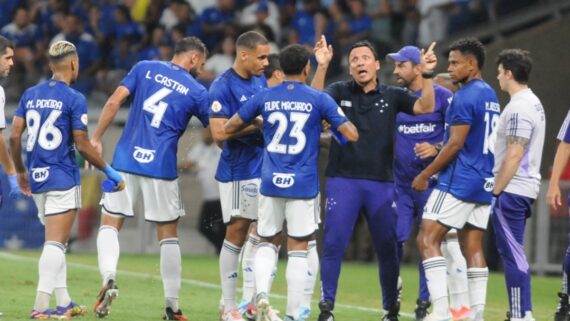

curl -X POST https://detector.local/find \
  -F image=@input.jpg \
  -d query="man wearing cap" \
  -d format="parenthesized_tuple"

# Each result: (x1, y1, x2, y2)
(314, 40, 438, 321)
(390, 46, 470, 321)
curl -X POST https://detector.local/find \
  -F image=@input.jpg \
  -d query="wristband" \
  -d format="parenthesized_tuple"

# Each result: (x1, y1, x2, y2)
(422, 71, 435, 79)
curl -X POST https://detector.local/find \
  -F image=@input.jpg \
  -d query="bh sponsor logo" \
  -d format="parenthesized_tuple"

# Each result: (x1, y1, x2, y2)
(483, 178, 495, 192)
(398, 123, 436, 135)
(32, 167, 50, 182)
(241, 183, 258, 197)
(272, 173, 295, 188)
(133, 146, 156, 163)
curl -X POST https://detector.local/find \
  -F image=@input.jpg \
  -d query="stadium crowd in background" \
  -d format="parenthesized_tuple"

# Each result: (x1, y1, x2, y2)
(0, 0, 538, 100)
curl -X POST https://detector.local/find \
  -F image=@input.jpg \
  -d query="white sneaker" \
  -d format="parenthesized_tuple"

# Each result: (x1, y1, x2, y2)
(222, 309, 245, 321)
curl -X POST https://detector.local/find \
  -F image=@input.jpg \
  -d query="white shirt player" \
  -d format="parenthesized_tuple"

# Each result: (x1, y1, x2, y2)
(493, 88, 545, 199)
(0, 85, 6, 129)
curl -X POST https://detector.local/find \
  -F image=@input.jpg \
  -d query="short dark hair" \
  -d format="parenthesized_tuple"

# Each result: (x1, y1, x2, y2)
(0, 35, 14, 56)
(236, 31, 268, 50)
(279, 44, 311, 75)
(449, 37, 486, 69)
(174, 36, 207, 56)
(264, 53, 281, 78)
(348, 40, 378, 60)
(496, 49, 532, 84)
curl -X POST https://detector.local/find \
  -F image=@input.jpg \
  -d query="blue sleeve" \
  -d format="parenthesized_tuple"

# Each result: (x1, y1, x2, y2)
(449, 93, 474, 125)
(320, 93, 347, 129)
(195, 88, 210, 127)
(237, 94, 260, 123)
(120, 62, 141, 93)
(71, 94, 88, 131)
(209, 81, 233, 118)
(438, 86, 453, 117)
(14, 93, 26, 119)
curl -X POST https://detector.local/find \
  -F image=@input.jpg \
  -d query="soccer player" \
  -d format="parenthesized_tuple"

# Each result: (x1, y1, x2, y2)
(412, 38, 500, 321)
(0, 36, 24, 202)
(90, 37, 209, 321)
(492, 49, 545, 321)
(314, 40, 438, 321)
(224, 43, 358, 321)
(388, 45, 469, 321)
(547, 109, 570, 321)
(9, 40, 125, 320)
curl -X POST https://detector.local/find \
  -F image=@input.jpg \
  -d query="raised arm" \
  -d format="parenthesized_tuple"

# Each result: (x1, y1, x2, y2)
(413, 42, 437, 115)
(311, 35, 333, 90)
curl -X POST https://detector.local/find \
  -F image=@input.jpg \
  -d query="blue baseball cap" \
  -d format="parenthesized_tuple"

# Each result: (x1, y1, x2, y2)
(387, 45, 420, 64)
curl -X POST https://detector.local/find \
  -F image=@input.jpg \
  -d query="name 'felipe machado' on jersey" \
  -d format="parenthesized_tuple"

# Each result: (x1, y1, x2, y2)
(398, 123, 437, 135)
(144, 70, 189, 95)
(26, 99, 63, 110)
(264, 100, 313, 113)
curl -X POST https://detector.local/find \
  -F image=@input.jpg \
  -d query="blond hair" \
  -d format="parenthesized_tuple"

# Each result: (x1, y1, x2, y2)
(48, 40, 77, 61)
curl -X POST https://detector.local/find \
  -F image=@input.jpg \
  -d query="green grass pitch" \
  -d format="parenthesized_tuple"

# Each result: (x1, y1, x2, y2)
(0, 251, 561, 320)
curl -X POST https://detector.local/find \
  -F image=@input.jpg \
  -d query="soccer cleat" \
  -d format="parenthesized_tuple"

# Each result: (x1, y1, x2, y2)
(317, 300, 334, 321)
(414, 299, 431, 321)
(30, 309, 70, 320)
(93, 279, 119, 318)
(163, 307, 188, 321)
(298, 307, 311, 320)
(382, 300, 400, 321)
(504, 311, 511, 321)
(450, 306, 470, 321)
(255, 292, 274, 321)
(55, 302, 87, 317)
(555, 292, 570, 321)
(221, 308, 245, 321)
(238, 299, 256, 320)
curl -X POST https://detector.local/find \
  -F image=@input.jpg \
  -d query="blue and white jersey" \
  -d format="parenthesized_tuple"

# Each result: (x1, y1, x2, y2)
(558, 109, 570, 143)
(394, 84, 452, 186)
(15, 80, 87, 193)
(437, 79, 500, 204)
(209, 68, 267, 182)
(239, 81, 348, 198)
(112, 60, 209, 180)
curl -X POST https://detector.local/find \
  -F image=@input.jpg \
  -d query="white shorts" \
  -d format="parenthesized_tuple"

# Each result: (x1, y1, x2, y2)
(219, 178, 260, 224)
(33, 186, 81, 225)
(257, 194, 320, 238)
(423, 189, 490, 230)
(100, 172, 185, 223)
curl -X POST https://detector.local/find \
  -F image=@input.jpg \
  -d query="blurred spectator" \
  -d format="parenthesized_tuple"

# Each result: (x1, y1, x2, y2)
(112, 5, 144, 42)
(158, 39, 174, 61)
(199, 35, 235, 83)
(1, 6, 45, 89)
(188, 0, 217, 15)
(0, 0, 20, 29)
(51, 14, 101, 95)
(448, 0, 488, 34)
(335, 0, 372, 48)
(160, 0, 192, 31)
(138, 25, 165, 61)
(200, 0, 237, 51)
(416, 0, 453, 47)
(97, 36, 137, 95)
(30, 0, 68, 39)
(239, 0, 281, 41)
(289, 0, 329, 47)
(366, 0, 391, 45)
(180, 128, 225, 253)
(124, 0, 152, 23)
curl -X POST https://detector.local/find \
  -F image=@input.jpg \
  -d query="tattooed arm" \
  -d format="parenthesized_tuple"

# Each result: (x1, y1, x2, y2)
(492, 135, 529, 196)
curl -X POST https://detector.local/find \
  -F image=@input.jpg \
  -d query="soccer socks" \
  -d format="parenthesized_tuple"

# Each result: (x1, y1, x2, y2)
(468, 267, 489, 319)
(54, 252, 72, 308)
(268, 246, 280, 293)
(287, 251, 308, 319)
(35, 241, 66, 311)
(220, 240, 242, 311)
(242, 233, 260, 303)
(442, 239, 469, 310)
(254, 243, 278, 295)
(160, 238, 181, 312)
(563, 244, 570, 294)
(97, 225, 120, 285)
(423, 256, 449, 317)
(302, 240, 319, 309)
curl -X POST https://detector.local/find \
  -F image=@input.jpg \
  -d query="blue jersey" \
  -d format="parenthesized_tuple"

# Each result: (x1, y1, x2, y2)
(394, 85, 452, 186)
(239, 81, 348, 198)
(112, 61, 209, 179)
(437, 79, 500, 203)
(209, 68, 267, 182)
(15, 80, 87, 193)
(558, 110, 570, 143)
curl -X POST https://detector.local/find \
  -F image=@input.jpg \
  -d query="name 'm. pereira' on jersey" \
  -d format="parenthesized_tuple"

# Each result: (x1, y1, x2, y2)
(208, 68, 267, 182)
(437, 79, 500, 204)
(111, 60, 209, 180)
(15, 80, 88, 193)
(238, 81, 348, 199)
(394, 84, 452, 186)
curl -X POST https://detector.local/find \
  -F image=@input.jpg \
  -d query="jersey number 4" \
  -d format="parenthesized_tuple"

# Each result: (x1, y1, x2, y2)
(267, 111, 310, 155)
(143, 87, 173, 128)
(26, 110, 63, 151)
